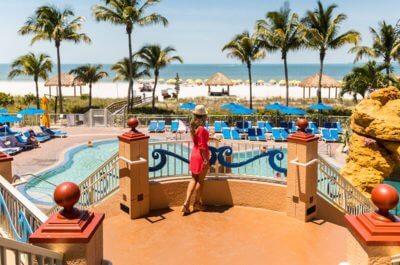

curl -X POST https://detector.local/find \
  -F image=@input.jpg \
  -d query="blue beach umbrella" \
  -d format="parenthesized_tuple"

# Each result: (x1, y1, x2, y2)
(229, 106, 256, 115)
(308, 103, 333, 111)
(0, 108, 8, 114)
(179, 102, 196, 110)
(220, 102, 244, 110)
(0, 115, 22, 123)
(264, 102, 284, 111)
(279, 106, 307, 115)
(17, 107, 44, 115)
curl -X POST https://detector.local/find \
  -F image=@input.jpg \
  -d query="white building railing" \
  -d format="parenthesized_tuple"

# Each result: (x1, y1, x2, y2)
(0, 237, 63, 265)
(0, 176, 47, 242)
(317, 156, 376, 215)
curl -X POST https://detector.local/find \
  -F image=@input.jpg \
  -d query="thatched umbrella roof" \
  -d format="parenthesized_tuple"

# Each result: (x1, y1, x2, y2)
(299, 74, 341, 88)
(205, 72, 233, 86)
(44, 74, 86, 87)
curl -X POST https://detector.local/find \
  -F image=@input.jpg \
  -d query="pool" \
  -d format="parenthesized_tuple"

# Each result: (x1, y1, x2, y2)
(22, 139, 288, 205)
(22, 139, 119, 204)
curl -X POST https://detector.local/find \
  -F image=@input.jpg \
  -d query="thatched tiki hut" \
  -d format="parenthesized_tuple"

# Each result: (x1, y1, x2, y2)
(299, 74, 342, 99)
(205, 72, 234, 96)
(45, 74, 86, 97)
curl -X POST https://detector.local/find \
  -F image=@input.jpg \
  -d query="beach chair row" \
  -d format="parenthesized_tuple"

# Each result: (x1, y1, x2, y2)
(0, 125, 67, 155)
(148, 120, 166, 133)
(321, 128, 341, 142)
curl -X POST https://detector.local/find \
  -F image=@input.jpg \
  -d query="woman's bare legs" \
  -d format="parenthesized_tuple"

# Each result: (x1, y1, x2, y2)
(182, 174, 199, 213)
(194, 165, 208, 208)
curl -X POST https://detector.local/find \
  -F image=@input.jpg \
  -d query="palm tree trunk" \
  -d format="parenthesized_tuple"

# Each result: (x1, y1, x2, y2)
(152, 72, 159, 110)
(127, 31, 134, 112)
(318, 50, 325, 104)
(56, 43, 63, 113)
(35, 79, 40, 109)
(283, 55, 289, 106)
(89, 83, 92, 109)
(247, 63, 253, 109)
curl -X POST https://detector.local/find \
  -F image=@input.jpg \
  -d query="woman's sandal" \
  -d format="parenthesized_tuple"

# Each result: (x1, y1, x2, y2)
(181, 204, 191, 215)
(193, 202, 207, 212)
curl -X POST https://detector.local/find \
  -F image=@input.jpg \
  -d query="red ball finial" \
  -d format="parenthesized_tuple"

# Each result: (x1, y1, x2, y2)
(296, 118, 309, 133)
(371, 184, 399, 218)
(54, 182, 81, 219)
(127, 117, 139, 133)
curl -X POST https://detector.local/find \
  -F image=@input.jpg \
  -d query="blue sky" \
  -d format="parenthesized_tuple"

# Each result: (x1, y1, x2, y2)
(0, 0, 399, 64)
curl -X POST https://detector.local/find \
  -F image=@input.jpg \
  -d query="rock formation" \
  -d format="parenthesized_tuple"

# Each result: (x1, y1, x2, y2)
(340, 86, 400, 194)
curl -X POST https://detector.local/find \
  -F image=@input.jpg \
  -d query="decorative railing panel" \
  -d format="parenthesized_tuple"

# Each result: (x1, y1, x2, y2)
(0, 237, 63, 265)
(0, 176, 47, 242)
(317, 156, 376, 215)
(149, 140, 287, 181)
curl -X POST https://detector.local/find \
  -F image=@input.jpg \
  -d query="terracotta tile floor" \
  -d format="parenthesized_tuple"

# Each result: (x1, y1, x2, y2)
(99, 204, 347, 265)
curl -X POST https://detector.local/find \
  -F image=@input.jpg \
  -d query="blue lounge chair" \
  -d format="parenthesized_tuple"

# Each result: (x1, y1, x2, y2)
(156, 121, 166, 133)
(231, 129, 241, 140)
(222, 128, 232, 140)
(148, 120, 157, 133)
(321, 128, 335, 142)
(244, 121, 252, 132)
(248, 128, 257, 141)
(280, 129, 289, 140)
(221, 122, 229, 130)
(280, 122, 288, 129)
(324, 122, 332, 129)
(0, 140, 22, 155)
(288, 121, 298, 133)
(271, 128, 284, 141)
(333, 122, 343, 134)
(257, 121, 266, 133)
(265, 122, 274, 133)
(214, 121, 222, 133)
(23, 131, 50, 142)
(256, 128, 267, 141)
(170, 120, 179, 133)
(40, 126, 67, 138)
(9, 135, 33, 150)
(236, 122, 245, 133)
(330, 129, 341, 141)
(308, 122, 319, 134)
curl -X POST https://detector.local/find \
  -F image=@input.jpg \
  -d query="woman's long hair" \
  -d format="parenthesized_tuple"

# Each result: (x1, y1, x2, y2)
(190, 114, 207, 136)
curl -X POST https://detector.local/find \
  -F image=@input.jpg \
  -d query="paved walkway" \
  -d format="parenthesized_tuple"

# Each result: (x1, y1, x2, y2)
(96, 202, 347, 265)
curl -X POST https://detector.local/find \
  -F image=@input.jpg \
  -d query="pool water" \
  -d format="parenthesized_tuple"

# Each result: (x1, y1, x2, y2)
(23, 139, 119, 204)
(23, 140, 287, 205)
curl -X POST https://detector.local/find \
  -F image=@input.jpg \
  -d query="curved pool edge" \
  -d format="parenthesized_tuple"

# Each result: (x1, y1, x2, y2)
(18, 138, 119, 207)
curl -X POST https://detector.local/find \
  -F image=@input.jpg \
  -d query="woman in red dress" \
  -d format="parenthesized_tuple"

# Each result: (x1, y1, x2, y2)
(182, 105, 211, 215)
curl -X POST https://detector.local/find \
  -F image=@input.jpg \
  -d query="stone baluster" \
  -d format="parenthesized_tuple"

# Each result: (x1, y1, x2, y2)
(345, 184, 400, 265)
(29, 182, 105, 265)
(286, 118, 319, 222)
(118, 117, 150, 219)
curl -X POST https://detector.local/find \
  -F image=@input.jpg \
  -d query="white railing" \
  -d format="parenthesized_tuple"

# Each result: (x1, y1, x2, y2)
(148, 140, 287, 183)
(48, 152, 119, 216)
(0, 237, 63, 265)
(0, 176, 47, 242)
(317, 156, 376, 215)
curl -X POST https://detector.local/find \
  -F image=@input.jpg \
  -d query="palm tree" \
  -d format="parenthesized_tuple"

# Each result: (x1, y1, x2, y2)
(137, 45, 183, 109)
(19, 5, 91, 113)
(222, 31, 265, 109)
(8, 53, 53, 109)
(93, 0, 168, 111)
(350, 21, 400, 75)
(341, 61, 393, 103)
(302, 1, 360, 104)
(69, 65, 108, 109)
(256, 2, 302, 106)
(111, 57, 149, 82)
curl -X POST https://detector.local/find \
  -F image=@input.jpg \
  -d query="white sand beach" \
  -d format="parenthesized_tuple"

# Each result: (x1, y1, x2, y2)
(0, 81, 350, 101)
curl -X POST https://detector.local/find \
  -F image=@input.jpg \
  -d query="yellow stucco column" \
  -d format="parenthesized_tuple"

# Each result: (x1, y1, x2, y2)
(118, 117, 150, 219)
(286, 119, 319, 222)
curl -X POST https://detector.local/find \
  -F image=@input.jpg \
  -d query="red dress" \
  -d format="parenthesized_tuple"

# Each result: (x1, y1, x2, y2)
(189, 126, 210, 174)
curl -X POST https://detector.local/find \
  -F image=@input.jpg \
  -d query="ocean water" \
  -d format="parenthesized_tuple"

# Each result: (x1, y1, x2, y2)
(2, 63, 399, 82)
